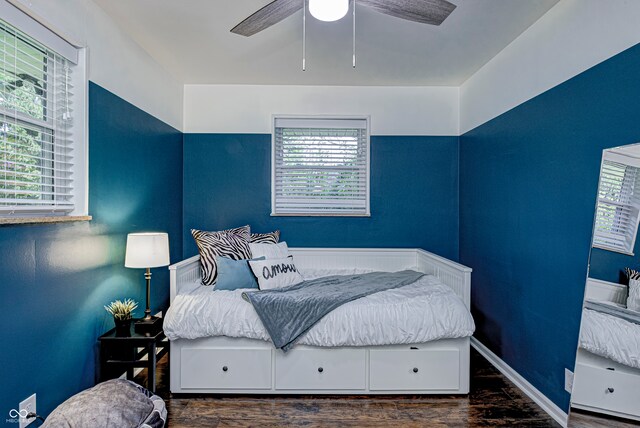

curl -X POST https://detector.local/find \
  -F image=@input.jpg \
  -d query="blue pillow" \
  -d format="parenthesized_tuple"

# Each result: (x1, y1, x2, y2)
(215, 256, 265, 290)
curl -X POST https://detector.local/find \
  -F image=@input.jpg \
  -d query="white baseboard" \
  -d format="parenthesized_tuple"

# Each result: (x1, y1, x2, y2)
(471, 337, 568, 427)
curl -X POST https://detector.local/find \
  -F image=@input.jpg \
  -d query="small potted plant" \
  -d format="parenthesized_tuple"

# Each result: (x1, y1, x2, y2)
(105, 298, 138, 336)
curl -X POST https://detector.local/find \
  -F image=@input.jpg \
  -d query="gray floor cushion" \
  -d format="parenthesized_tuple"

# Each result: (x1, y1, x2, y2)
(43, 379, 166, 428)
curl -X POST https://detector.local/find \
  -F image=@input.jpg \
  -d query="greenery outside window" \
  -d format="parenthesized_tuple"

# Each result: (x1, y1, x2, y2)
(0, 11, 86, 218)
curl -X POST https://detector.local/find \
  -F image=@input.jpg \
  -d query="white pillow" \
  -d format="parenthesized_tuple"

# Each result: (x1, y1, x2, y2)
(629, 279, 640, 311)
(248, 256, 303, 290)
(249, 241, 289, 260)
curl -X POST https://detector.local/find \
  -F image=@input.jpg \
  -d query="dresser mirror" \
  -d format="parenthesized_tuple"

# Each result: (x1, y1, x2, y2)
(569, 143, 640, 425)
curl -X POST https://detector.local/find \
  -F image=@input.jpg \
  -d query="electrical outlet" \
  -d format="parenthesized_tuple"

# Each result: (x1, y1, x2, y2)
(18, 393, 36, 428)
(565, 368, 574, 393)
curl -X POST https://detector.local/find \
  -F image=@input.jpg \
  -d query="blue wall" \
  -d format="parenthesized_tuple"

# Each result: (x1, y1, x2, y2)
(183, 134, 459, 261)
(0, 82, 182, 419)
(590, 244, 640, 284)
(459, 42, 640, 411)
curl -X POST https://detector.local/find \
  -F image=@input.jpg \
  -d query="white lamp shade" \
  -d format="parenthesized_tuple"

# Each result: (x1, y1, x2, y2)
(125, 232, 170, 268)
(309, 0, 349, 22)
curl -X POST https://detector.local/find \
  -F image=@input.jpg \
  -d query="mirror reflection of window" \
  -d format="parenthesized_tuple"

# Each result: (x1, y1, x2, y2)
(569, 143, 640, 426)
(593, 153, 640, 255)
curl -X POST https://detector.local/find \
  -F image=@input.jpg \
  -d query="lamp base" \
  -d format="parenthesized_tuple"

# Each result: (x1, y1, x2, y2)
(134, 316, 163, 334)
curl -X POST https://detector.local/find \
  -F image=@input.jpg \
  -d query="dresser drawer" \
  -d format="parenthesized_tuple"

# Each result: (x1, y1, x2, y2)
(275, 348, 366, 390)
(181, 348, 272, 389)
(369, 348, 459, 391)
(572, 362, 640, 416)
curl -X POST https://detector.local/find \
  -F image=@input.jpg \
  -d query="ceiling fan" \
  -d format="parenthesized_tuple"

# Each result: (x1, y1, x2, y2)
(231, 0, 457, 37)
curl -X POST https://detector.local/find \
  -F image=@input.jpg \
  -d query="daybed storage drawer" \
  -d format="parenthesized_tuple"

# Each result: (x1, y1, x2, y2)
(369, 348, 459, 391)
(181, 348, 272, 389)
(275, 348, 366, 390)
(572, 362, 640, 416)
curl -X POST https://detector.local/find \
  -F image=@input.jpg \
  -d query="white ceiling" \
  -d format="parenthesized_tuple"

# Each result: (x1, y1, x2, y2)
(94, 0, 559, 86)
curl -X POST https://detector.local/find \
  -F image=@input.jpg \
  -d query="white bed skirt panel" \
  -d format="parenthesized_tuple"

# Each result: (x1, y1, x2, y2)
(172, 335, 470, 394)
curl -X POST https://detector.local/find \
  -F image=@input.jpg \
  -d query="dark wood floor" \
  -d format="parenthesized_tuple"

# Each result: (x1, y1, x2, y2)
(568, 408, 639, 427)
(143, 348, 561, 427)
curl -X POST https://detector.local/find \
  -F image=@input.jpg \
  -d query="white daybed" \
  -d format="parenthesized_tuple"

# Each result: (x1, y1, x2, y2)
(167, 248, 472, 395)
(571, 278, 640, 422)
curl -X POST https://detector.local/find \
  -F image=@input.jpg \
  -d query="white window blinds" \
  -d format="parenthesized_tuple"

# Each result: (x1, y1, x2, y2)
(0, 18, 75, 214)
(272, 117, 370, 216)
(593, 160, 640, 254)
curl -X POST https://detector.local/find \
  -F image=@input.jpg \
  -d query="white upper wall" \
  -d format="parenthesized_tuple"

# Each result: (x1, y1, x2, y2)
(184, 85, 459, 136)
(184, 1, 640, 137)
(460, 0, 640, 134)
(6, 0, 184, 130)
(10, 0, 640, 135)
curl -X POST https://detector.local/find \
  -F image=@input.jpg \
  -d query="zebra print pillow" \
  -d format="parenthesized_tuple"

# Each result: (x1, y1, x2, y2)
(250, 231, 280, 244)
(191, 226, 252, 286)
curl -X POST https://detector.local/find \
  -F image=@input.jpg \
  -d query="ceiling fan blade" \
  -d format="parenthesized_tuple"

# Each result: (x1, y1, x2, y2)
(359, 0, 456, 26)
(231, 0, 303, 37)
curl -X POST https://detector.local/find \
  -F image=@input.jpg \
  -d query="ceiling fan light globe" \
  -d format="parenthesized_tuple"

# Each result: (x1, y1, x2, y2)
(309, 0, 349, 22)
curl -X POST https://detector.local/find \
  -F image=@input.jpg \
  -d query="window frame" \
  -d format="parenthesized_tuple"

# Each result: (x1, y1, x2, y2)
(592, 152, 640, 255)
(0, 2, 87, 219)
(271, 115, 371, 217)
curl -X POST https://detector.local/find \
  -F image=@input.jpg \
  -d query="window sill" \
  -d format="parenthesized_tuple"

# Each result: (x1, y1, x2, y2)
(271, 213, 371, 217)
(0, 215, 92, 226)
(592, 243, 634, 256)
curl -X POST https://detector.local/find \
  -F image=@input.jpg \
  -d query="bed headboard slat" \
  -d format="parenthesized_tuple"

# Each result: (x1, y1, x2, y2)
(169, 248, 472, 309)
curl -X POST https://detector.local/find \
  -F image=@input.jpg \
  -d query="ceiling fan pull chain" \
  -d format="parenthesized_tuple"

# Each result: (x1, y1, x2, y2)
(352, 0, 356, 68)
(302, 0, 307, 71)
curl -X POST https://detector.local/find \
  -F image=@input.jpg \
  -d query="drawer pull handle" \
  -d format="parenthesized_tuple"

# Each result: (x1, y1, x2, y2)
(222, 366, 228, 372)
(607, 387, 614, 394)
(413, 367, 419, 373)
(318, 367, 324, 373)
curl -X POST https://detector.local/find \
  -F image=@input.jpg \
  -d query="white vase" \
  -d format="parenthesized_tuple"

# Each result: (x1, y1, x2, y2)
(628, 279, 640, 312)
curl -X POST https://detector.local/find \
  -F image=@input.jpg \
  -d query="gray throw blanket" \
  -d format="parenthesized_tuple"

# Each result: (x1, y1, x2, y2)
(242, 270, 425, 351)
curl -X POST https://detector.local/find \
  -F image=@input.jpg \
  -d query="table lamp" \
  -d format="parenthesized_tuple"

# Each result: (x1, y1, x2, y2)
(125, 232, 170, 332)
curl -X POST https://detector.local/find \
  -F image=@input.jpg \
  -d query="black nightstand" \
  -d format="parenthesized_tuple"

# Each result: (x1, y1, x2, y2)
(98, 322, 169, 393)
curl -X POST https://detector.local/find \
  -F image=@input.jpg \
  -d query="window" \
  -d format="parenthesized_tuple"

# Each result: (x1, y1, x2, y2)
(593, 159, 640, 254)
(0, 6, 86, 218)
(272, 117, 370, 216)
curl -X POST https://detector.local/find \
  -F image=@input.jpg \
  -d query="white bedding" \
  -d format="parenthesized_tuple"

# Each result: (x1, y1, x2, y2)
(164, 268, 475, 347)
(579, 308, 640, 369)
